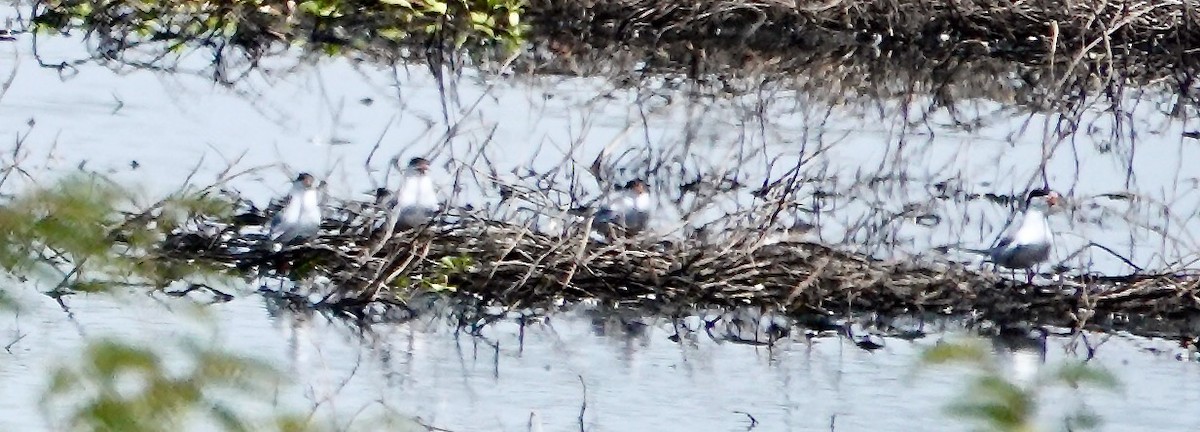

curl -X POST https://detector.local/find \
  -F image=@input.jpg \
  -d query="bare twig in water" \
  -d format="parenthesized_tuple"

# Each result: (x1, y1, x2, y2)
(733, 410, 759, 430)
(577, 375, 588, 432)
(3, 332, 25, 354)
(4, 312, 25, 354)
(0, 50, 18, 104)
(411, 417, 455, 432)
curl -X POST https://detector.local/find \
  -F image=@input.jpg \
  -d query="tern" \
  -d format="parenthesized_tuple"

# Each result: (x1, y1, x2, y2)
(268, 173, 322, 246)
(961, 188, 1060, 283)
(593, 179, 652, 237)
(393, 157, 439, 230)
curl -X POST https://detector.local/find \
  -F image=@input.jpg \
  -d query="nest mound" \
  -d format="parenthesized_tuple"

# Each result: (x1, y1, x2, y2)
(160, 197, 1200, 338)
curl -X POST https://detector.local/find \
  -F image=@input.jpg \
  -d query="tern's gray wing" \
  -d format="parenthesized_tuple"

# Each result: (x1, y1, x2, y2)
(993, 243, 1051, 269)
(267, 193, 291, 213)
(624, 210, 649, 231)
(395, 206, 436, 229)
(272, 227, 296, 245)
(273, 222, 319, 246)
(267, 192, 294, 230)
(594, 208, 618, 224)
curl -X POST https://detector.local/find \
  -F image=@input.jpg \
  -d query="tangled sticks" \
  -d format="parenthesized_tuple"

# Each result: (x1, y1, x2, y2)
(527, 0, 1200, 59)
(159, 194, 1200, 338)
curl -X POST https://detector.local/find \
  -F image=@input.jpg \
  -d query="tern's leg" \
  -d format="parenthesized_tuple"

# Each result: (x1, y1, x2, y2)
(274, 259, 290, 290)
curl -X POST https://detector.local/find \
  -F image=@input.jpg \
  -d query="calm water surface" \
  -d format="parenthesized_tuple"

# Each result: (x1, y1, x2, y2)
(3, 291, 1200, 431)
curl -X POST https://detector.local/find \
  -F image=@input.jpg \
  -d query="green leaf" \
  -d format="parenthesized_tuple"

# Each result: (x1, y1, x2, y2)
(296, 0, 320, 14)
(427, 282, 457, 293)
(918, 339, 1121, 432)
(379, 28, 406, 40)
(424, 0, 447, 15)
(221, 20, 238, 37)
(1051, 362, 1120, 390)
(88, 341, 159, 376)
(918, 340, 992, 368)
(42, 338, 292, 431)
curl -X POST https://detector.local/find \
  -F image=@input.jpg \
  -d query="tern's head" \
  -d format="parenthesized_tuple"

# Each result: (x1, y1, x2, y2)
(408, 157, 431, 175)
(1025, 188, 1060, 211)
(624, 179, 648, 195)
(294, 173, 316, 189)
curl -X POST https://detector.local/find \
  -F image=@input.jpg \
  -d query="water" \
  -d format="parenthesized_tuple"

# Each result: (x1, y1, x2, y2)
(4, 290, 1200, 431)
(3, 5, 1200, 431)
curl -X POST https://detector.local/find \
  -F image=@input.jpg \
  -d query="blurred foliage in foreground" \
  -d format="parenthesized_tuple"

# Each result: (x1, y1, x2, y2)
(32, 0, 526, 76)
(40, 339, 318, 432)
(918, 339, 1120, 432)
(0, 173, 234, 293)
(0, 175, 357, 431)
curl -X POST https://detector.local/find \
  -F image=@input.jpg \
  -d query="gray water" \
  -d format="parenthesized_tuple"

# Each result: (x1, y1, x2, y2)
(2, 5, 1200, 431)
(4, 289, 1200, 431)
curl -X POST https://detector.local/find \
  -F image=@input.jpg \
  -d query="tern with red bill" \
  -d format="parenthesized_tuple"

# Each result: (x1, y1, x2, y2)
(594, 179, 652, 236)
(960, 188, 1060, 283)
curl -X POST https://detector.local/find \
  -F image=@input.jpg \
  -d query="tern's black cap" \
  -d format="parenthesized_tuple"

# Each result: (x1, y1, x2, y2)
(295, 173, 316, 187)
(1024, 188, 1059, 206)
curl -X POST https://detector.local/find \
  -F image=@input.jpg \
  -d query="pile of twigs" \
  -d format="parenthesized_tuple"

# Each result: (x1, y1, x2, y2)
(158, 195, 1200, 336)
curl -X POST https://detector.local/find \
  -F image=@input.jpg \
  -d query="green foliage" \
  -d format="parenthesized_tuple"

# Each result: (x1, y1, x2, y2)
(0, 174, 234, 293)
(396, 255, 475, 294)
(32, 0, 528, 66)
(159, 191, 235, 235)
(436, 254, 475, 275)
(0, 175, 128, 279)
(917, 339, 1120, 432)
(41, 338, 308, 432)
(424, 254, 474, 292)
(0, 288, 14, 311)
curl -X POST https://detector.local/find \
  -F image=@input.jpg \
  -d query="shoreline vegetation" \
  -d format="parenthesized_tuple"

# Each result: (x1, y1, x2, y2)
(21, 0, 1200, 84)
(526, 0, 1200, 58)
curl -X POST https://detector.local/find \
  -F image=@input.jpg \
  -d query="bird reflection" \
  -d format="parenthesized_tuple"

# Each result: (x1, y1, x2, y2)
(262, 296, 312, 373)
(991, 326, 1049, 386)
